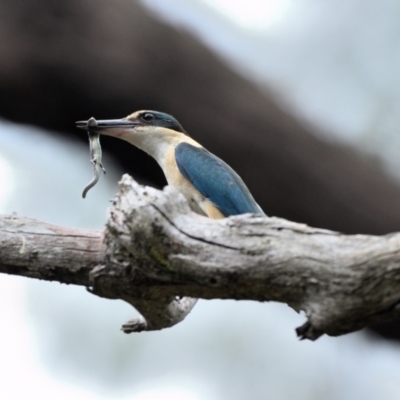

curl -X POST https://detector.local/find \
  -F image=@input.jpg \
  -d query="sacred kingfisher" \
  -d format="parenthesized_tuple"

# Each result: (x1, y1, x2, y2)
(77, 110, 264, 219)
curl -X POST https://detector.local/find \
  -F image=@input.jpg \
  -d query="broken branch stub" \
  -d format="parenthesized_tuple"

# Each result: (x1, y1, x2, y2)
(89, 176, 199, 332)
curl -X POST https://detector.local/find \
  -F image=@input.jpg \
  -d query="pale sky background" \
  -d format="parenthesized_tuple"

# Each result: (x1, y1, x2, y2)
(1, 0, 400, 399)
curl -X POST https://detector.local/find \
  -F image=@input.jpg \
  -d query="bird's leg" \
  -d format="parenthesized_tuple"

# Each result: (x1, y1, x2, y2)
(82, 117, 106, 198)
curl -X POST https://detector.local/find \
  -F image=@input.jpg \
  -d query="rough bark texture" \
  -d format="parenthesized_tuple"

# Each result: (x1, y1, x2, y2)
(0, 214, 103, 285)
(2, 176, 400, 340)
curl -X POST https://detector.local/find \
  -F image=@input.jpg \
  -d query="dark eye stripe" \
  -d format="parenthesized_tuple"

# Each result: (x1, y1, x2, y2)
(137, 111, 187, 133)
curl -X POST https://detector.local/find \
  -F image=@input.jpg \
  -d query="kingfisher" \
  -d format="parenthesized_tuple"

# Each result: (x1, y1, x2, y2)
(76, 110, 264, 219)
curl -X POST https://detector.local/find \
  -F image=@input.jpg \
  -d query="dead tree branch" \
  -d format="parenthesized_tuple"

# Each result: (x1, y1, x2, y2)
(1, 175, 400, 340)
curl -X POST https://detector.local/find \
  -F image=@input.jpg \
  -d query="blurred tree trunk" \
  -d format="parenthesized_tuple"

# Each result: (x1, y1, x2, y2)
(0, 0, 398, 339)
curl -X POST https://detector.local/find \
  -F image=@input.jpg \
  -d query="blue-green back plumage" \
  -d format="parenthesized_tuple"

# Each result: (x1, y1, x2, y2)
(175, 142, 264, 216)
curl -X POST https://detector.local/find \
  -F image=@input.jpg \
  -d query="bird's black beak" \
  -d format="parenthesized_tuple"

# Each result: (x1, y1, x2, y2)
(76, 118, 138, 131)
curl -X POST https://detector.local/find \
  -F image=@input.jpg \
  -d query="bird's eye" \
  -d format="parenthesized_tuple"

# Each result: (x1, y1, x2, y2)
(142, 113, 155, 122)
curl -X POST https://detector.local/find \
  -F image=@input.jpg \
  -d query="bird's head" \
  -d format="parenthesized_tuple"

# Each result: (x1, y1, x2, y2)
(76, 110, 185, 138)
(76, 110, 188, 159)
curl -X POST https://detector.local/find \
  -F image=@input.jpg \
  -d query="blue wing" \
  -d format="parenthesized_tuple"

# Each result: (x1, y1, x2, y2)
(175, 142, 264, 216)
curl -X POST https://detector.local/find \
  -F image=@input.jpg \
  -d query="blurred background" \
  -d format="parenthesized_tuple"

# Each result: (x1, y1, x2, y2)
(1, 0, 400, 398)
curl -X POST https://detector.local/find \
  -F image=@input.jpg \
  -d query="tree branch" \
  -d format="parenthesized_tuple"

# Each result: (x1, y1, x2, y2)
(2, 175, 400, 340)
(0, 214, 103, 285)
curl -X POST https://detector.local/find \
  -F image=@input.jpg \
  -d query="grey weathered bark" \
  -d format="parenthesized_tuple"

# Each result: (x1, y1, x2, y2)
(2, 175, 400, 340)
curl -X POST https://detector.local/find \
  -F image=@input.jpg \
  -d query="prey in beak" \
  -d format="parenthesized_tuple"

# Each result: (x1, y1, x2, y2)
(78, 117, 108, 198)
